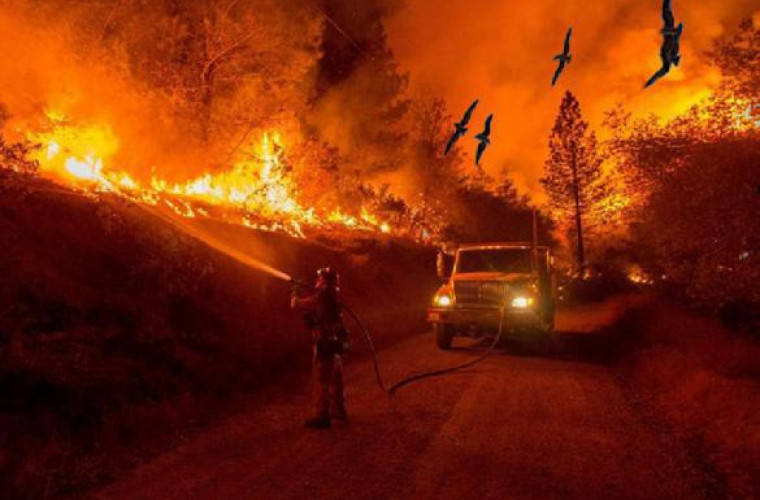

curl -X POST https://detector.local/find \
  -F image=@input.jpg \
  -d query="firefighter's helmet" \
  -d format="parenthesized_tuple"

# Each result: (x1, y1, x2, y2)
(316, 267, 339, 289)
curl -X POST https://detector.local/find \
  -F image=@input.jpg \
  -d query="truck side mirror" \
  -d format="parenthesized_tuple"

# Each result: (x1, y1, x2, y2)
(436, 251, 449, 280)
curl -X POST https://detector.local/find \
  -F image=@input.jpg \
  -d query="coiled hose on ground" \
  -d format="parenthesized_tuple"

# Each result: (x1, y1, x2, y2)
(341, 302, 506, 396)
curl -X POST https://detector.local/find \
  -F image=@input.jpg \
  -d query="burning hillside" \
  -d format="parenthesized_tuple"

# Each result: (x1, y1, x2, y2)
(0, 1, 758, 498)
(23, 111, 393, 238)
(0, 1, 418, 243)
(0, 1, 572, 247)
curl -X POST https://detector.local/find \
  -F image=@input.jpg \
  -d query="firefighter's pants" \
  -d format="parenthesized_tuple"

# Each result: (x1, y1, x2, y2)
(313, 350, 345, 418)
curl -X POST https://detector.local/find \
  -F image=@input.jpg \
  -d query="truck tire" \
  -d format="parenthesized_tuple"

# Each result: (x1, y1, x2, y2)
(542, 315, 555, 333)
(538, 313, 557, 353)
(435, 324, 454, 350)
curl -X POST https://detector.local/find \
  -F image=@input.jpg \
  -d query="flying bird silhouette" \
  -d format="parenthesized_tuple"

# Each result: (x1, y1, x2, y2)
(474, 114, 493, 166)
(552, 27, 573, 86)
(645, 0, 683, 88)
(444, 99, 479, 155)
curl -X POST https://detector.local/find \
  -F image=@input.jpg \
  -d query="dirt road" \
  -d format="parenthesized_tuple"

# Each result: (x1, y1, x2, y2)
(94, 302, 699, 500)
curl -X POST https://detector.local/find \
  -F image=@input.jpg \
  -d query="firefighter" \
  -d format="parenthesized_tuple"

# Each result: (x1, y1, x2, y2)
(291, 267, 348, 429)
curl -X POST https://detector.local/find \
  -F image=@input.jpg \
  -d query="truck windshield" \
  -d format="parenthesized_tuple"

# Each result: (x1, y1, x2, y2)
(456, 248, 532, 274)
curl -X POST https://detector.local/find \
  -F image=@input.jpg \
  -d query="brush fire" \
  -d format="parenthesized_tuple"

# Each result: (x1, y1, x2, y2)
(23, 111, 393, 238)
(1, 0, 759, 498)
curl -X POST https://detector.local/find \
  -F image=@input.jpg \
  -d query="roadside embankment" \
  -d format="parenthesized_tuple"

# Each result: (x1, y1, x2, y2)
(0, 171, 438, 497)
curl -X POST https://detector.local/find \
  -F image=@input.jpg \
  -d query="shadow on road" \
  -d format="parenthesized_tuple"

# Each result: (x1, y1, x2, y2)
(450, 327, 626, 365)
(446, 295, 645, 365)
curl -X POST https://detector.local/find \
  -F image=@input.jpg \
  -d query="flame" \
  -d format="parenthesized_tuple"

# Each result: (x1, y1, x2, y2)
(24, 111, 393, 238)
(29, 113, 120, 185)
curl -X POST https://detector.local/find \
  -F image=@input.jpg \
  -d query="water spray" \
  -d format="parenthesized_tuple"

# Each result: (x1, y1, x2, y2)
(140, 203, 390, 388)
(139, 202, 502, 396)
(289, 277, 315, 292)
(139, 203, 291, 282)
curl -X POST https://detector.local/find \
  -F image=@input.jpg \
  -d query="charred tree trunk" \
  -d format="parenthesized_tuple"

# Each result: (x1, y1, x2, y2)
(570, 142, 585, 274)
(199, 61, 217, 144)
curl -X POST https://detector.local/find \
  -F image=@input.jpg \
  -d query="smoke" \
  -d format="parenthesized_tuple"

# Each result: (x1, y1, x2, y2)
(384, 0, 760, 199)
(0, 0, 324, 183)
(139, 204, 291, 282)
(0, 2, 208, 180)
(308, 0, 410, 186)
(4, 0, 755, 213)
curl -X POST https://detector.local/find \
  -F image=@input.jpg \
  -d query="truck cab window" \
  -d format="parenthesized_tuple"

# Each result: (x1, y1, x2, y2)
(456, 249, 532, 274)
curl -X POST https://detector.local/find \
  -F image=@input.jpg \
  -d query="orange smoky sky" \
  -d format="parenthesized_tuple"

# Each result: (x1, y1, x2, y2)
(385, 0, 760, 199)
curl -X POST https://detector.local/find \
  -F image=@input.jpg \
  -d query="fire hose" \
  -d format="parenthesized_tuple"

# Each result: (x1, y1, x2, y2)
(138, 203, 506, 396)
(386, 308, 505, 395)
(291, 278, 506, 396)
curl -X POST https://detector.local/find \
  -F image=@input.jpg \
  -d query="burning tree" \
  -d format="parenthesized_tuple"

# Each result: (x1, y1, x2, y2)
(0, 0, 562, 246)
(405, 97, 463, 239)
(0, 1, 413, 239)
(604, 17, 760, 316)
(709, 19, 760, 125)
(541, 91, 607, 273)
(0, 106, 36, 175)
(609, 110, 760, 310)
(97, 0, 323, 152)
(310, 1, 410, 182)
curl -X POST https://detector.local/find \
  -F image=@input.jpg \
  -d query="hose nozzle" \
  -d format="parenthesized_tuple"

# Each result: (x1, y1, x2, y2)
(290, 277, 315, 292)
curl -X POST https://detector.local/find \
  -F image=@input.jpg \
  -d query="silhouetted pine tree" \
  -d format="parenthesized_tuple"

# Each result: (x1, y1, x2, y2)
(541, 91, 606, 273)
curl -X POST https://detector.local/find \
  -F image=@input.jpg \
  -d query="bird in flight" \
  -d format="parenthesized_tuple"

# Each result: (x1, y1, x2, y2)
(445, 99, 479, 155)
(474, 114, 493, 166)
(552, 27, 573, 86)
(645, 0, 683, 88)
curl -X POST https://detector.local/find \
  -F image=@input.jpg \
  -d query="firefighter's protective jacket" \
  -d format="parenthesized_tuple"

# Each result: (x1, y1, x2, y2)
(292, 288, 346, 359)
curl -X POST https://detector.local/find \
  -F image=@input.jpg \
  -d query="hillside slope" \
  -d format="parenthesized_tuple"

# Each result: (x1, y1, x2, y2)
(0, 170, 437, 497)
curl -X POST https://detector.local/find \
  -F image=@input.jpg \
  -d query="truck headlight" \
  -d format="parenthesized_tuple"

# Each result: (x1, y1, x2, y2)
(510, 296, 534, 309)
(434, 293, 453, 307)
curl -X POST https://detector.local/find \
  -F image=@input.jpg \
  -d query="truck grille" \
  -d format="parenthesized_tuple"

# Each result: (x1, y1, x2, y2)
(454, 281, 509, 307)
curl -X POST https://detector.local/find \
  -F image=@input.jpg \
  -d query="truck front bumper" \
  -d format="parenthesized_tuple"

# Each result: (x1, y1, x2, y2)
(427, 306, 542, 333)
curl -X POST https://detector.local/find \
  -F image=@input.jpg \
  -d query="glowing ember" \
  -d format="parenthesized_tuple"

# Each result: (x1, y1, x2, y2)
(627, 267, 654, 285)
(29, 112, 119, 186)
(25, 112, 393, 238)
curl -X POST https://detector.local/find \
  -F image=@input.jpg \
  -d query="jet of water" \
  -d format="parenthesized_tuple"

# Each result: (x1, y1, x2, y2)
(139, 203, 292, 282)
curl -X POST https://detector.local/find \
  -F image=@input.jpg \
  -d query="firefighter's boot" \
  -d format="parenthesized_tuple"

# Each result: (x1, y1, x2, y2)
(304, 415, 331, 429)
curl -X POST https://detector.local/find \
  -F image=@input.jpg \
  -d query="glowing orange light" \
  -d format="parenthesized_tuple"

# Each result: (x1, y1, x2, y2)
(25, 112, 393, 238)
